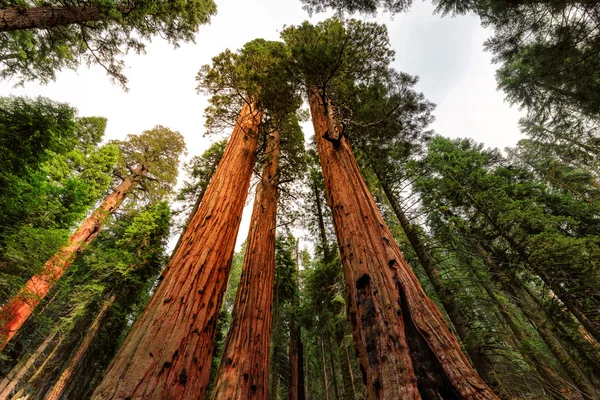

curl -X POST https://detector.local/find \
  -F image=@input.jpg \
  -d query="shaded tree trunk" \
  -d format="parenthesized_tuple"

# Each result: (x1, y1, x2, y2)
(0, 330, 57, 398)
(480, 251, 597, 399)
(376, 174, 502, 389)
(0, 5, 132, 32)
(326, 332, 340, 400)
(45, 293, 117, 400)
(343, 343, 357, 399)
(466, 251, 577, 400)
(90, 102, 262, 400)
(312, 172, 331, 264)
(459, 187, 600, 344)
(289, 239, 306, 400)
(308, 87, 497, 399)
(0, 166, 145, 351)
(321, 338, 330, 400)
(210, 129, 280, 399)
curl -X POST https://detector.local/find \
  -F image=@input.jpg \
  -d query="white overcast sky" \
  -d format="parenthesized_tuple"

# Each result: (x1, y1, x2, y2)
(0, 0, 523, 250)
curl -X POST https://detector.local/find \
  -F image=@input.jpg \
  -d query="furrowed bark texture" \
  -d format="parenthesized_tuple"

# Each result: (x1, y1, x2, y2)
(0, 5, 127, 31)
(0, 167, 144, 350)
(210, 130, 280, 400)
(0, 330, 57, 398)
(308, 88, 498, 400)
(91, 103, 262, 400)
(377, 177, 500, 388)
(45, 293, 117, 400)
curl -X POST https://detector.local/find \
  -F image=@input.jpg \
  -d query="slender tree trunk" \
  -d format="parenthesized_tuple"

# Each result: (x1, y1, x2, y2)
(326, 332, 340, 400)
(459, 187, 600, 344)
(290, 325, 300, 400)
(344, 343, 357, 399)
(210, 129, 280, 399)
(0, 330, 57, 398)
(321, 338, 330, 400)
(308, 87, 497, 400)
(482, 256, 597, 399)
(12, 333, 66, 400)
(290, 239, 306, 400)
(312, 174, 331, 264)
(91, 103, 262, 400)
(376, 174, 502, 388)
(0, 5, 132, 32)
(466, 253, 577, 400)
(45, 293, 117, 400)
(0, 166, 145, 351)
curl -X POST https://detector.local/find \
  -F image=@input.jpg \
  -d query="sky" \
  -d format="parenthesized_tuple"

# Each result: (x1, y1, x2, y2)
(0, 0, 524, 250)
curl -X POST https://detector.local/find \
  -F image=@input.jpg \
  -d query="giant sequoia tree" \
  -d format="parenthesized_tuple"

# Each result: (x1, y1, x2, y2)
(282, 18, 496, 399)
(91, 38, 302, 399)
(0, 126, 185, 351)
(0, 0, 216, 87)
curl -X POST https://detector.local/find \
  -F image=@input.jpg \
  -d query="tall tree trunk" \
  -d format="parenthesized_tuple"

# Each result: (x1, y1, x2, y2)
(0, 330, 57, 398)
(458, 186, 600, 344)
(308, 87, 497, 400)
(91, 103, 262, 400)
(0, 166, 145, 351)
(466, 252, 577, 400)
(45, 293, 117, 400)
(312, 174, 331, 264)
(481, 253, 597, 399)
(343, 343, 357, 399)
(210, 129, 280, 399)
(0, 5, 132, 32)
(326, 332, 341, 400)
(290, 239, 306, 400)
(376, 174, 502, 388)
(321, 338, 330, 400)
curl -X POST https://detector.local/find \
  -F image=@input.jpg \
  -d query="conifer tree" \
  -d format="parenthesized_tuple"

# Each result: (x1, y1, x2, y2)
(0, 0, 217, 87)
(282, 18, 496, 399)
(0, 126, 185, 351)
(91, 38, 301, 399)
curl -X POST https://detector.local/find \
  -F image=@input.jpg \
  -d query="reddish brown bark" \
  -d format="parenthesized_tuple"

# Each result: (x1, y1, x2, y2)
(0, 166, 145, 351)
(210, 129, 280, 399)
(91, 103, 262, 400)
(308, 87, 498, 400)
(46, 293, 117, 400)
(0, 5, 130, 32)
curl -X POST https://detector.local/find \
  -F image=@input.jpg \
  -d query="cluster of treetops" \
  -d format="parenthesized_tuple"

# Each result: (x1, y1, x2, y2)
(0, 0, 598, 399)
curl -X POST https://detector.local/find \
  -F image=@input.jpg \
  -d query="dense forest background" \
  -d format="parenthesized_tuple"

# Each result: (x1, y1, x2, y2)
(0, 0, 598, 399)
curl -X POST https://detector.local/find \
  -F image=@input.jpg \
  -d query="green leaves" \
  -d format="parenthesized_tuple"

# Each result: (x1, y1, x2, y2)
(0, 0, 217, 88)
(112, 125, 186, 200)
(281, 19, 394, 90)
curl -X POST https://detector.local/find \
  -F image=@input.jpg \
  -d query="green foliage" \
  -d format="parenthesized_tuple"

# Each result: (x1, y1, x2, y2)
(1, 201, 173, 397)
(1, 0, 217, 88)
(0, 96, 77, 181)
(197, 38, 302, 135)
(112, 125, 186, 200)
(300, 0, 410, 15)
(0, 96, 117, 304)
(432, 0, 600, 177)
(177, 139, 227, 211)
(415, 136, 600, 360)
(281, 18, 394, 93)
